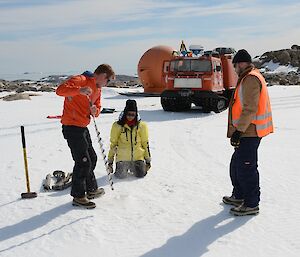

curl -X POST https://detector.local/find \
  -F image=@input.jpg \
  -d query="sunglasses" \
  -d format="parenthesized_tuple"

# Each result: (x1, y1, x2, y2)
(105, 73, 112, 83)
(126, 112, 136, 117)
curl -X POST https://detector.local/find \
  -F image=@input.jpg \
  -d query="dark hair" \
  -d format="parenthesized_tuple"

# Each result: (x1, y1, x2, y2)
(94, 64, 115, 79)
(118, 100, 138, 126)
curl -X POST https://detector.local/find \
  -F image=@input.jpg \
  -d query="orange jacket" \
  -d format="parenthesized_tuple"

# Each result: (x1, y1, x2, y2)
(56, 73, 101, 127)
(231, 69, 273, 137)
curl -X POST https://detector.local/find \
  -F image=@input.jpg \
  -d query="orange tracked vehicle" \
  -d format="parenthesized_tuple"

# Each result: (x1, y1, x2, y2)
(138, 43, 238, 113)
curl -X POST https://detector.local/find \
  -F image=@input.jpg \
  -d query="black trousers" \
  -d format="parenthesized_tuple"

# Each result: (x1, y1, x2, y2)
(230, 137, 261, 208)
(62, 125, 98, 198)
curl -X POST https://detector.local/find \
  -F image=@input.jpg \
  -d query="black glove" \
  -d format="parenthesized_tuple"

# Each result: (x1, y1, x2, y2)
(230, 130, 242, 147)
(145, 159, 151, 172)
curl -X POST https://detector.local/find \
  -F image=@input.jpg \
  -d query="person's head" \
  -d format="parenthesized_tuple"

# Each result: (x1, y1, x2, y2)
(232, 49, 252, 75)
(124, 99, 138, 122)
(93, 64, 115, 88)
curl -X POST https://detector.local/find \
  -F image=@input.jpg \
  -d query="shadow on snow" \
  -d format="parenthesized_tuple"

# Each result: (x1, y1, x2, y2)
(139, 205, 253, 257)
(0, 202, 92, 253)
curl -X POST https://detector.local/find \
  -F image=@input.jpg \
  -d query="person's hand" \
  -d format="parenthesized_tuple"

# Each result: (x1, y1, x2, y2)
(230, 130, 242, 147)
(79, 86, 92, 96)
(107, 159, 114, 174)
(145, 160, 151, 172)
(90, 105, 97, 116)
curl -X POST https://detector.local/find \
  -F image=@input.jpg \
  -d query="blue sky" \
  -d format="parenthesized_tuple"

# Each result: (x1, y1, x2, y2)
(0, 0, 299, 76)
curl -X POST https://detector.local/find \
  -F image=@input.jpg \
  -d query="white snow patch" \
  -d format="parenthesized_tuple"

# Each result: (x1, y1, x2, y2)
(262, 60, 298, 74)
(21, 80, 36, 84)
(0, 86, 300, 257)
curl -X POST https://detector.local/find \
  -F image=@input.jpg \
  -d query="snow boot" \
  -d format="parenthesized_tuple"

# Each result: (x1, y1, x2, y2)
(230, 204, 259, 216)
(87, 187, 105, 200)
(72, 197, 96, 209)
(222, 195, 244, 207)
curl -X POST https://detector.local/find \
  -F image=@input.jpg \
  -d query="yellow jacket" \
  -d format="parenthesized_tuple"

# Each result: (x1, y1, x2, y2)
(108, 121, 151, 162)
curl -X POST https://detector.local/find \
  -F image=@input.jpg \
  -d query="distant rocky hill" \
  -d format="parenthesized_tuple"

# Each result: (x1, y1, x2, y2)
(116, 74, 139, 82)
(0, 74, 140, 93)
(108, 75, 140, 88)
(254, 45, 300, 70)
(254, 44, 300, 85)
(1, 45, 300, 94)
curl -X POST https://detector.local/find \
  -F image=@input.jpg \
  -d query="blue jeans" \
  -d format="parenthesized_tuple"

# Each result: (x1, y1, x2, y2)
(230, 137, 261, 207)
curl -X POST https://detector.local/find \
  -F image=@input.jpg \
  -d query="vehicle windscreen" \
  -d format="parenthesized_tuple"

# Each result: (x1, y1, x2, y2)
(170, 60, 212, 72)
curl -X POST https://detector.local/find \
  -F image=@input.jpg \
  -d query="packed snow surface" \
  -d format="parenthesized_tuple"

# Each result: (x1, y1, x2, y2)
(0, 86, 299, 257)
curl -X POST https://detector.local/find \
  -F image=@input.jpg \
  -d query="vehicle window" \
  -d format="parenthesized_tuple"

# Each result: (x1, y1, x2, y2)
(170, 60, 190, 72)
(170, 61, 175, 72)
(177, 60, 190, 71)
(191, 60, 212, 72)
(170, 60, 212, 72)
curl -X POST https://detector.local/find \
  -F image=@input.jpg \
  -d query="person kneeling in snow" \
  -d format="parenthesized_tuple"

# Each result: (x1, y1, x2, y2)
(107, 100, 151, 178)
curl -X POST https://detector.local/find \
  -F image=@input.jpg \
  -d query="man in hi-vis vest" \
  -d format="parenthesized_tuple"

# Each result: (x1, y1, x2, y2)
(223, 49, 273, 216)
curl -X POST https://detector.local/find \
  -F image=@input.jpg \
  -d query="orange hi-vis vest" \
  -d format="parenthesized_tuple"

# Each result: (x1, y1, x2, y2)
(232, 69, 273, 137)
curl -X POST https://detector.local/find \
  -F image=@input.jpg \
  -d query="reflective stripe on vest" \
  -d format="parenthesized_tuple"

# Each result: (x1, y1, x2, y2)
(232, 69, 273, 137)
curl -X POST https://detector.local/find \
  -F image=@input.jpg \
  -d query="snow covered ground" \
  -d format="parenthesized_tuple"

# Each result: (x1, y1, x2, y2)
(261, 60, 299, 74)
(0, 86, 299, 257)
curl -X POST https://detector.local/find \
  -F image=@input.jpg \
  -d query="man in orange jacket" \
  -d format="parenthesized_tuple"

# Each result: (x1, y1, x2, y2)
(222, 49, 273, 216)
(56, 64, 115, 209)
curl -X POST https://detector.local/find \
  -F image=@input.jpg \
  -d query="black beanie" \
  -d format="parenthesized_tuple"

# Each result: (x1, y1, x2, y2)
(118, 99, 138, 125)
(124, 99, 138, 113)
(232, 49, 252, 63)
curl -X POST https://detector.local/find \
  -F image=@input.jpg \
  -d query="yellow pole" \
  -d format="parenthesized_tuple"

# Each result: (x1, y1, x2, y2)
(22, 147, 31, 192)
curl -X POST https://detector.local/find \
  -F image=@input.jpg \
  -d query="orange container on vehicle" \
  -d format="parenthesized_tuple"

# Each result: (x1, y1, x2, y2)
(138, 45, 175, 93)
(221, 55, 238, 90)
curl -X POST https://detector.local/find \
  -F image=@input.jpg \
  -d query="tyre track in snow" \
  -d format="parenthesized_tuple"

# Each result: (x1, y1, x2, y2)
(270, 93, 300, 109)
(0, 120, 59, 130)
(169, 113, 226, 170)
(0, 121, 61, 138)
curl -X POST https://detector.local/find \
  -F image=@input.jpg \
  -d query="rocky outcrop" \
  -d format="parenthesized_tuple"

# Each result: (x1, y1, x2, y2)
(2, 93, 30, 101)
(254, 45, 300, 71)
(252, 45, 300, 86)
(0, 81, 56, 93)
(291, 44, 300, 50)
(263, 71, 300, 86)
(16, 85, 38, 93)
(0, 74, 140, 93)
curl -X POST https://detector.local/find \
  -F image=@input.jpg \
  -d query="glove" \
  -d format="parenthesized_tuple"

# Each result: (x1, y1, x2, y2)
(107, 159, 114, 174)
(145, 161, 151, 172)
(230, 130, 242, 147)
